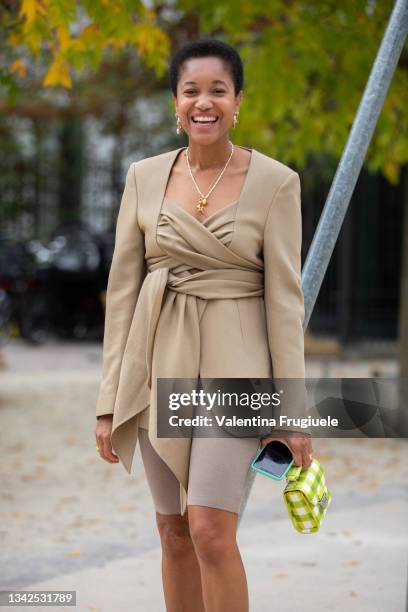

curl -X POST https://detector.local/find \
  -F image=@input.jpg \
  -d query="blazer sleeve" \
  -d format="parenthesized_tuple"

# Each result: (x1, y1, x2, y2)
(263, 171, 310, 435)
(95, 162, 147, 418)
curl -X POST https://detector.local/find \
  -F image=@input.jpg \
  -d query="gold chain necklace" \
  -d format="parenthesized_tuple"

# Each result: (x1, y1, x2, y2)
(184, 142, 234, 214)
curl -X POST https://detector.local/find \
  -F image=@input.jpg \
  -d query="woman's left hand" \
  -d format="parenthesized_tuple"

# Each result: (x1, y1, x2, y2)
(260, 432, 314, 471)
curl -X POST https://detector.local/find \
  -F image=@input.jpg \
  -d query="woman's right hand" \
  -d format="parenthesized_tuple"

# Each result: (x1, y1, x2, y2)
(95, 415, 119, 464)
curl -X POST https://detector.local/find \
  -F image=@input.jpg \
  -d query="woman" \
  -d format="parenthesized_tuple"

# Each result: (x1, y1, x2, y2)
(95, 38, 313, 612)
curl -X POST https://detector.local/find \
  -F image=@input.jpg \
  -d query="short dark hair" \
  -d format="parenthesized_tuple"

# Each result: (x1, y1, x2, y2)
(168, 38, 244, 97)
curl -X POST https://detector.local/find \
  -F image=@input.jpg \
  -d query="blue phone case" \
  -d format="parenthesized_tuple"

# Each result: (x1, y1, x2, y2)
(251, 444, 294, 481)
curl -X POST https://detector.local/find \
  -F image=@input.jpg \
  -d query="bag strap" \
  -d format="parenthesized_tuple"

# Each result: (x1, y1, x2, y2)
(286, 465, 302, 481)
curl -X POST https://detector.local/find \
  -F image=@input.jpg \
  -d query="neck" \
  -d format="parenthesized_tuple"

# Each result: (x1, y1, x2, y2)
(185, 138, 234, 171)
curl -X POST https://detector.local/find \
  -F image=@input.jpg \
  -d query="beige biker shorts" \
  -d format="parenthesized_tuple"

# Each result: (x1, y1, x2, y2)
(137, 425, 261, 515)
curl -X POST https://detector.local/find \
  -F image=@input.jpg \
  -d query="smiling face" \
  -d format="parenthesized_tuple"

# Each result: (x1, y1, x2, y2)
(174, 56, 243, 144)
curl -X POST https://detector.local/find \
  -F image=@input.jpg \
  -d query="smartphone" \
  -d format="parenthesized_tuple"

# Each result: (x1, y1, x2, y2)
(251, 440, 294, 480)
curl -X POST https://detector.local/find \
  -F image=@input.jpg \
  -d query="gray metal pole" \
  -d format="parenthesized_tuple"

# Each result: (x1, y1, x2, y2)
(238, 0, 408, 528)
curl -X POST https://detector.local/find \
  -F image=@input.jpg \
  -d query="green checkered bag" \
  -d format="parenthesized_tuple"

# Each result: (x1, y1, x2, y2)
(283, 458, 331, 534)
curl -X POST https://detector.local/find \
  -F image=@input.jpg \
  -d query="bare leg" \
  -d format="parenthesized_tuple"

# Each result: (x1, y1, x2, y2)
(156, 509, 205, 612)
(188, 505, 249, 612)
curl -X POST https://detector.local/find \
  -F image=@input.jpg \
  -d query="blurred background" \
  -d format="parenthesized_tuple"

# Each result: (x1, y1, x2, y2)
(0, 2, 407, 611)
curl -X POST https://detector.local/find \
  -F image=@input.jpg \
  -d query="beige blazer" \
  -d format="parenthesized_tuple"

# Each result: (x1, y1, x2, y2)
(95, 145, 306, 515)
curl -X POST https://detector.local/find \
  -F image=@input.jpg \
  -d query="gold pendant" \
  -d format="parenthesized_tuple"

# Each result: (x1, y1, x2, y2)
(197, 196, 207, 213)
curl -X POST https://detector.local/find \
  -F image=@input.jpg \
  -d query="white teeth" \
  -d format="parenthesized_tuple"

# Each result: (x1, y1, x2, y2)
(192, 116, 217, 123)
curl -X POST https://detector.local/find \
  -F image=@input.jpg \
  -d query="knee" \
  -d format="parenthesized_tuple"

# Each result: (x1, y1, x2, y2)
(189, 518, 235, 564)
(156, 513, 193, 559)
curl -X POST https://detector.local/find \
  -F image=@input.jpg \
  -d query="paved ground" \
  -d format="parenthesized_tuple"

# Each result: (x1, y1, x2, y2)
(0, 339, 407, 611)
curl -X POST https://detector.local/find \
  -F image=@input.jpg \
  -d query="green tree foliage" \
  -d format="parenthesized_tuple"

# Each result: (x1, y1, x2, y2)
(1, 1, 407, 182)
(2, 0, 169, 88)
(188, 0, 407, 183)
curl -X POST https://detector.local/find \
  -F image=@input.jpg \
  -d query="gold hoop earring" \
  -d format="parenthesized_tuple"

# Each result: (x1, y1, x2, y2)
(233, 110, 239, 129)
(175, 113, 183, 135)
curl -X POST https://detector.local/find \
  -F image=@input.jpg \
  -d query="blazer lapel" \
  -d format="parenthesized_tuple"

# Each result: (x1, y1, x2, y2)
(135, 147, 185, 251)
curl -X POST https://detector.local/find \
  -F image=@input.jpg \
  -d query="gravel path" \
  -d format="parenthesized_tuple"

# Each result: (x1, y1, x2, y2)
(0, 339, 407, 611)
